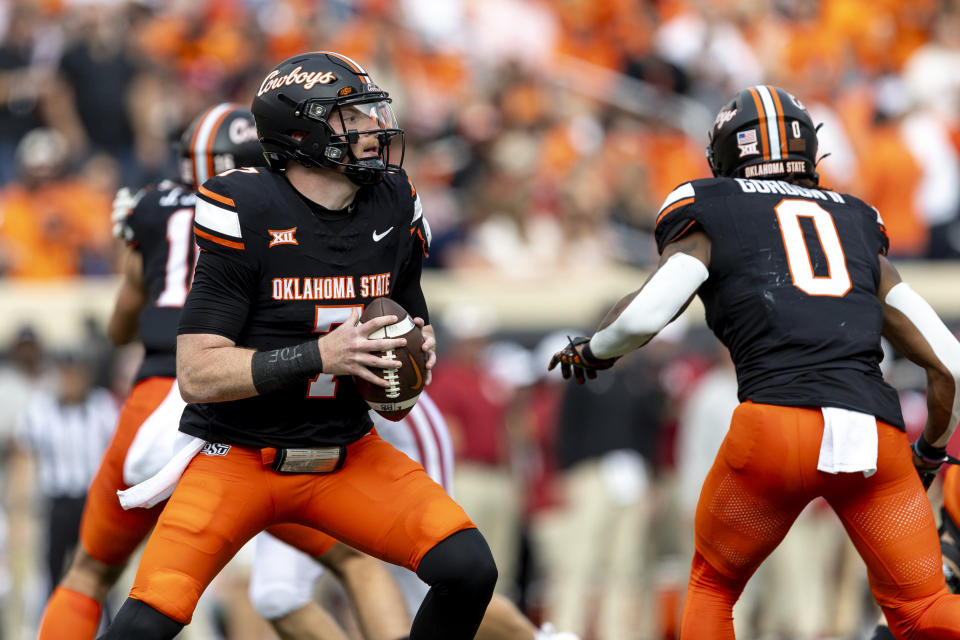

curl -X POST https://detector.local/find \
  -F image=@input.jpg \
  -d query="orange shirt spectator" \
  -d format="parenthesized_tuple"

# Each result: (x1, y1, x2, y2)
(856, 120, 926, 257)
(0, 178, 113, 278)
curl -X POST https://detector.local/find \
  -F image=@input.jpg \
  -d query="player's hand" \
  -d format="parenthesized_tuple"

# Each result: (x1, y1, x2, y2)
(319, 308, 405, 388)
(111, 187, 142, 242)
(547, 336, 619, 384)
(911, 438, 947, 490)
(415, 318, 435, 386)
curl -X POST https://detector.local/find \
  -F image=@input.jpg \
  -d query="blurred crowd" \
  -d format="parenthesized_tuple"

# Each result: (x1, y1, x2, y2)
(1, 0, 960, 279)
(2, 0, 960, 639)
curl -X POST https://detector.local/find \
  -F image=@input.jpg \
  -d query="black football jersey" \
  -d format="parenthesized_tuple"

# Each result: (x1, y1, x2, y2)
(177, 167, 431, 448)
(655, 177, 904, 429)
(125, 181, 198, 382)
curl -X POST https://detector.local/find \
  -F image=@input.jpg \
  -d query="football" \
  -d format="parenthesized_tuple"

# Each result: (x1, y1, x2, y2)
(352, 297, 426, 421)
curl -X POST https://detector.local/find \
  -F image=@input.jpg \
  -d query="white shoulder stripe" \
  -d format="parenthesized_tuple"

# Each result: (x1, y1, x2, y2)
(195, 198, 242, 238)
(658, 183, 695, 215)
(755, 86, 782, 160)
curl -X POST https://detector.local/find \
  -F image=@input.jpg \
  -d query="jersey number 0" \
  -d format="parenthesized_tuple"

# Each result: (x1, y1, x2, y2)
(775, 199, 852, 297)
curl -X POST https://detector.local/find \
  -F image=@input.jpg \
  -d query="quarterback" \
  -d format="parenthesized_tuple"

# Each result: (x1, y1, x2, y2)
(39, 104, 412, 640)
(98, 52, 495, 640)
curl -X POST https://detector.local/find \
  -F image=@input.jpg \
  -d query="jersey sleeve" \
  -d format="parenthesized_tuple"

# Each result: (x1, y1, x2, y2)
(193, 177, 248, 253)
(179, 176, 257, 340)
(654, 182, 701, 254)
(868, 205, 891, 256)
(392, 172, 430, 322)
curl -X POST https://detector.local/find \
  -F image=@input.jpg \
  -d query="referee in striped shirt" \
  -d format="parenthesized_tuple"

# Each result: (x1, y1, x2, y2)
(13, 349, 117, 593)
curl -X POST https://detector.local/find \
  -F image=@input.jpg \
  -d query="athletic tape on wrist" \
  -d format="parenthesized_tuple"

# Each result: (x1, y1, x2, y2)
(913, 436, 947, 463)
(251, 340, 324, 394)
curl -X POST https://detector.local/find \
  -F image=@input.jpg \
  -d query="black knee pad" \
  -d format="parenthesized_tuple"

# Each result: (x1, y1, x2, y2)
(97, 598, 184, 639)
(416, 528, 498, 597)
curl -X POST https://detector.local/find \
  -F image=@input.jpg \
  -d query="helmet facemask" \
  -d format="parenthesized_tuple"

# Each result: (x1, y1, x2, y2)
(289, 95, 404, 186)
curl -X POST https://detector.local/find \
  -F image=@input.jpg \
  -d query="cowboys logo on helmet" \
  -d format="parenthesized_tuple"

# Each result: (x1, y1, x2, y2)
(251, 51, 404, 186)
(179, 103, 266, 190)
(706, 85, 820, 183)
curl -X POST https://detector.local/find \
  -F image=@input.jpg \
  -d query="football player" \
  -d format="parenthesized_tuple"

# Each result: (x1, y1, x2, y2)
(38, 103, 410, 640)
(98, 52, 496, 640)
(249, 390, 580, 640)
(549, 86, 960, 639)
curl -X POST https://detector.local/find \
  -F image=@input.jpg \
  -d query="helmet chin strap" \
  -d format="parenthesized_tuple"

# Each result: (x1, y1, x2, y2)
(345, 157, 384, 184)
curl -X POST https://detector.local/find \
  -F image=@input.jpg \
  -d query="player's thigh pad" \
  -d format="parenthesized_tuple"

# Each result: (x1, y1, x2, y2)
(694, 402, 813, 579)
(289, 432, 475, 572)
(130, 446, 276, 623)
(248, 531, 323, 620)
(80, 377, 175, 565)
(825, 424, 946, 604)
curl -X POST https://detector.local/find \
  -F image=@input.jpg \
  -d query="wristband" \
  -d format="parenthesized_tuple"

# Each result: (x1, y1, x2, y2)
(582, 341, 615, 366)
(251, 340, 324, 394)
(913, 437, 948, 464)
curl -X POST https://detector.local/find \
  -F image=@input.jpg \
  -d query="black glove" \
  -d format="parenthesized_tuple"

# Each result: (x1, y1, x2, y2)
(911, 437, 948, 489)
(547, 336, 619, 384)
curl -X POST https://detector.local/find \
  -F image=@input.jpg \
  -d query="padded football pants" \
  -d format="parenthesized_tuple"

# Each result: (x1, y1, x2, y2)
(126, 430, 476, 624)
(680, 401, 960, 640)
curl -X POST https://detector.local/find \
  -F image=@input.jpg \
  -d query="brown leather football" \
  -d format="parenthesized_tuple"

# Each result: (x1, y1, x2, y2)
(352, 297, 426, 421)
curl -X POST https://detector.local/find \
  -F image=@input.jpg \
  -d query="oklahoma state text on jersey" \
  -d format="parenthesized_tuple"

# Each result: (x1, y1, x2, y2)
(126, 181, 198, 382)
(177, 167, 431, 448)
(655, 177, 904, 429)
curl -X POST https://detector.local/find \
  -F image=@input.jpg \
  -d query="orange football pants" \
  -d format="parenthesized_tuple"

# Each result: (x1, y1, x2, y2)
(129, 430, 476, 623)
(80, 377, 175, 565)
(80, 378, 340, 566)
(681, 401, 960, 640)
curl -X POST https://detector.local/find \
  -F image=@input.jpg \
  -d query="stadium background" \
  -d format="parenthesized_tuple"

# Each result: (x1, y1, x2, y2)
(0, 0, 959, 638)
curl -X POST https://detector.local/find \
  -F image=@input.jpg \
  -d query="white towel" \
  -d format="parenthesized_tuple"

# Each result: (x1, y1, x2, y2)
(123, 381, 188, 486)
(117, 434, 205, 509)
(817, 407, 878, 477)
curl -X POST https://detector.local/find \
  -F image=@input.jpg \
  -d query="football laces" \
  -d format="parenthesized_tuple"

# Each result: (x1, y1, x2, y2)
(382, 350, 400, 398)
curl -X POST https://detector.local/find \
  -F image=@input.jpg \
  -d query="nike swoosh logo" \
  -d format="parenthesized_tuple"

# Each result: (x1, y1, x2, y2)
(407, 353, 423, 390)
(372, 227, 394, 242)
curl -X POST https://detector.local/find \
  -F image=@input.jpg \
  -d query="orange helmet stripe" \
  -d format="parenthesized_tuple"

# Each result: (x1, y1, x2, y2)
(188, 104, 217, 187)
(314, 51, 369, 78)
(747, 87, 770, 160)
(203, 106, 235, 187)
(767, 85, 789, 158)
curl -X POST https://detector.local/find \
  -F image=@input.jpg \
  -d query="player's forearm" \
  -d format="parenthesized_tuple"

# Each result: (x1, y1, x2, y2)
(589, 252, 708, 359)
(177, 339, 259, 403)
(924, 369, 960, 446)
(884, 282, 960, 447)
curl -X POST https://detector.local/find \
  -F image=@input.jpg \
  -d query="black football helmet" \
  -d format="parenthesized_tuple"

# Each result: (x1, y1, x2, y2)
(706, 86, 819, 182)
(179, 103, 266, 189)
(251, 51, 404, 186)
